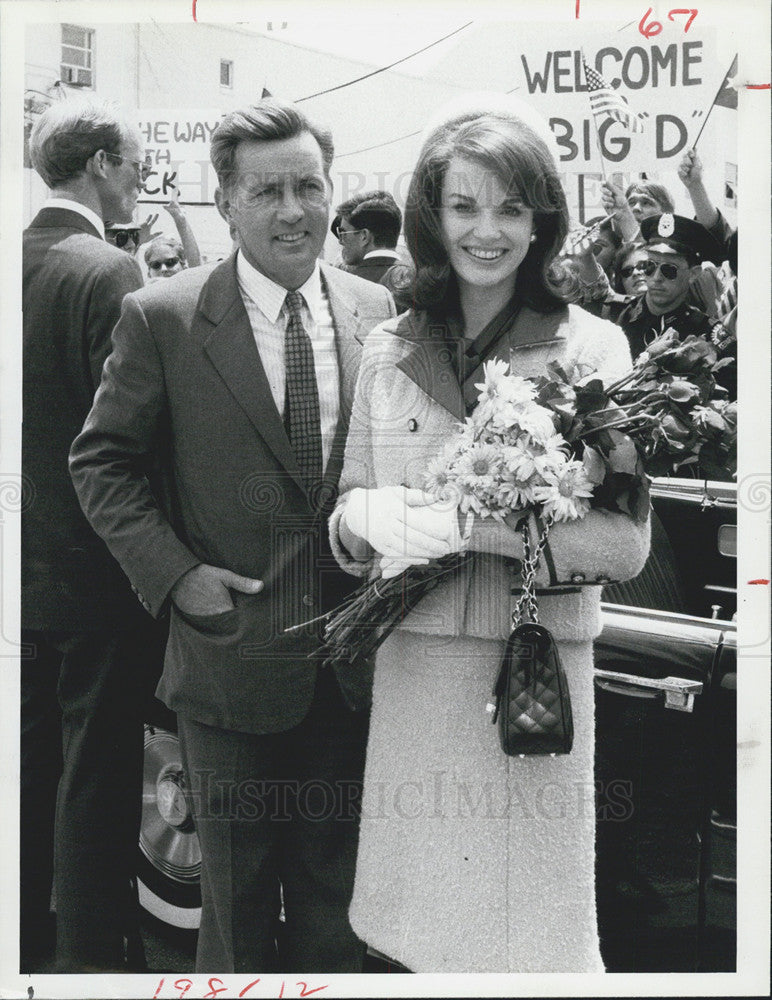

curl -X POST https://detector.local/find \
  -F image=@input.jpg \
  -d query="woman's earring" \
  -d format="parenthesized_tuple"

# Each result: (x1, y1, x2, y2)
(529, 233, 537, 244)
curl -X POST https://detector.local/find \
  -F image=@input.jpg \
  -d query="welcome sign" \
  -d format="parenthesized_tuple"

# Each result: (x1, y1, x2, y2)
(512, 23, 729, 173)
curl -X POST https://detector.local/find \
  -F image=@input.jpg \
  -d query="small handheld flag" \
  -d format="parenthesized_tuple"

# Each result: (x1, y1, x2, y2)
(582, 56, 644, 133)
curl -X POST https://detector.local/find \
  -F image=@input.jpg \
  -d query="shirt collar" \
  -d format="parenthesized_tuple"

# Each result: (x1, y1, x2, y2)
(363, 248, 400, 262)
(45, 198, 105, 239)
(236, 250, 323, 325)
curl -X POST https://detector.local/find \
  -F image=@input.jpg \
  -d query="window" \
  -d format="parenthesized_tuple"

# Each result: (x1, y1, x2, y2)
(220, 59, 233, 88)
(61, 24, 94, 88)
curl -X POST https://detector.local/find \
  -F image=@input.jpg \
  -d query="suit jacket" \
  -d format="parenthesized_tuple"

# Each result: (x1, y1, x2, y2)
(70, 256, 395, 733)
(22, 206, 145, 630)
(344, 254, 401, 285)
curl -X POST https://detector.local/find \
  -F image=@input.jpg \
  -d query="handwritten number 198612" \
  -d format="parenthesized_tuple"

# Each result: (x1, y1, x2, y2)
(639, 7, 698, 38)
(153, 980, 327, 999)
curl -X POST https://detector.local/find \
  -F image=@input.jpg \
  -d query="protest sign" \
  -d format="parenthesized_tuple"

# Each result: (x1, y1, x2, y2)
(137, 110, 224, 204)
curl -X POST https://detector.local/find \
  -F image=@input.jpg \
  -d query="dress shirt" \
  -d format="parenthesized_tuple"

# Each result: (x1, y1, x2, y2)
(44, 198, 106, 239)
(236, 251, 340, 471)
(363, 248, 400, 262)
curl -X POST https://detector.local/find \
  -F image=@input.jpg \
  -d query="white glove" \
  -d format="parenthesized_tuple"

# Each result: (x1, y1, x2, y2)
(378, 496, 470, 579)
(342, 486, 454, 561)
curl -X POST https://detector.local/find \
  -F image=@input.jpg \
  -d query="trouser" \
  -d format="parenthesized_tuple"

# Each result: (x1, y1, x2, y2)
(20, 623, 163, 972)
(177, 666, 370, 973)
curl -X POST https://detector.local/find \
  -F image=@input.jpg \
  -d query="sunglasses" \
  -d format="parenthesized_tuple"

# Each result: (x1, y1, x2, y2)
(335, 228, 365, 244)
(103, 151, 153, 183)
(619, 260, 648, 279)
(110, 228, 140, 248)
(639, 259, 684, 281)
(148, 257, 181, 271)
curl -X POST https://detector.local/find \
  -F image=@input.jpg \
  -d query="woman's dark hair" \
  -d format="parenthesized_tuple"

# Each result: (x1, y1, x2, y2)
(611, 241, 646, 294)
(403, 112, 569, 317)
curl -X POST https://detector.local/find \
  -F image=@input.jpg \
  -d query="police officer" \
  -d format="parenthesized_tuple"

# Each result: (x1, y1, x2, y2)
(617, 213, 724, 361)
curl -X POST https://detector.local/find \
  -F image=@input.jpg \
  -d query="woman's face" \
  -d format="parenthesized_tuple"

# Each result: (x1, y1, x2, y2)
(440, 156, 535, 301)
(626, 188, 665, 223)
(618, 248, 649, 296)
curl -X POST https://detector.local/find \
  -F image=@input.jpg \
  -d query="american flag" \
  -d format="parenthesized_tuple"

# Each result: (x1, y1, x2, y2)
(582, 56, 644, 133)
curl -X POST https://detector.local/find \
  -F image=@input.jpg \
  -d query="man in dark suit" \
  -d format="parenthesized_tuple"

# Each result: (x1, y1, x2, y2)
(22, 100, 160, 971)
(70, 100, 398, 973)
(331, 190, 403, 283)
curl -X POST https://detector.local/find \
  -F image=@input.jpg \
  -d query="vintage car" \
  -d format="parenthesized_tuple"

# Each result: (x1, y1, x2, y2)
(138, 475, 737, 973)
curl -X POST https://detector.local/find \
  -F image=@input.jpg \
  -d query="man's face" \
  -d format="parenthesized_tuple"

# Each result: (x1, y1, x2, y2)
(626, 190, 665, 224)
(643, 250, 693, 313)
(337, 217, 367, 265)
(216, 133, 331, 290)
(100, 129, 147, 225)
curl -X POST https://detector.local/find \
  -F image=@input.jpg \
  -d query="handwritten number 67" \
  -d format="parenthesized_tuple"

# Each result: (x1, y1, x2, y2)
(639, 7, 698, 38)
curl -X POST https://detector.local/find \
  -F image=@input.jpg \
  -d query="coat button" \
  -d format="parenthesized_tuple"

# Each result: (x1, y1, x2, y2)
(302, 594, 314, 607)
(407, 418, 418, 431)
(570, 573, 585, 584)
(595, 575, 610, 584)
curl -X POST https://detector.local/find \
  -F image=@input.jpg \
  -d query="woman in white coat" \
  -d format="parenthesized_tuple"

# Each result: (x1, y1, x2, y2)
(329, 99, 651, 973)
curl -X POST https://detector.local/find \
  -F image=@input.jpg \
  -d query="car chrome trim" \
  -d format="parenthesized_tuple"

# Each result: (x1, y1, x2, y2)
(594, 669, 703, 711)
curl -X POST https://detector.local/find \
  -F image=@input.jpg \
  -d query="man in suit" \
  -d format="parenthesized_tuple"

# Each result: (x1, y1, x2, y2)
(331, 190, 403, 283)
(22, 99, 161, 971)
(70, 100, 398, 973)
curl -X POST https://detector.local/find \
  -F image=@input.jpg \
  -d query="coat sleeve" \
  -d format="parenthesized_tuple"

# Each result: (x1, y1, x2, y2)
(69, 292, 200, 617)
(83, 252, 144, 391)
(328, 325, 390, 578)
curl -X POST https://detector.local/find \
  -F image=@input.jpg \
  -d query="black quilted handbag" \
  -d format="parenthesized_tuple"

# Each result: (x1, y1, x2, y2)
(487, 517, 574, 756)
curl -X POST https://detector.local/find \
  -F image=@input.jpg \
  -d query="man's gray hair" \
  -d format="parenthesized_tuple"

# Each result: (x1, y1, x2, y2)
(29, 99, 133, 188)
(210, 98, 334, 195)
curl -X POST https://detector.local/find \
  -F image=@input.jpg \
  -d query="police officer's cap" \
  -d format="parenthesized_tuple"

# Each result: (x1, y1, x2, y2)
(641, 213, 723, 265)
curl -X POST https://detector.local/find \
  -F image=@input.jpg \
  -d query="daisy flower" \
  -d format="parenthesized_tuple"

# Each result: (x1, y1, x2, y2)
(475, 358, 510, 400)
(502, 438, 538, 480)
(455, 442, 503, 490)
(531, 460, 595, 522)
(424, 452, 455, 497)
(515, 402, 558, 443)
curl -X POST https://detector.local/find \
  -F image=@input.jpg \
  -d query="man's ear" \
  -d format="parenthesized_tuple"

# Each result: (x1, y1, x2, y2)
(361, 228, 374, 250)
(214, 187, 231, 224)
(85, 149, 109, 181)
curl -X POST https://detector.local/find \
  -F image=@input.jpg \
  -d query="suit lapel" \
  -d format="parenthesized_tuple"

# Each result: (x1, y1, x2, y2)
(321, 264, 367, 424)
(394, 314, 466, 421)
(320, 264, 367, 490)
(199, 258, 305, 494)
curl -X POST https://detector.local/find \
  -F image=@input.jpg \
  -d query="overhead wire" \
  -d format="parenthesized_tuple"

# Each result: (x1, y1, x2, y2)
(295, 21, 473, 102)
(336, 83, 522, 159)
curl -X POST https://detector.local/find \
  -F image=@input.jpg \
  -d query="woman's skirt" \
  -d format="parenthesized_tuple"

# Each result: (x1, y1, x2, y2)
(349, 628, 605, 973)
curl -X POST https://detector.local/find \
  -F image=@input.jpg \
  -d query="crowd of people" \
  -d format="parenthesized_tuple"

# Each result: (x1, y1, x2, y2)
(552, 153, 737, 403)
(21, 90, 736, 978)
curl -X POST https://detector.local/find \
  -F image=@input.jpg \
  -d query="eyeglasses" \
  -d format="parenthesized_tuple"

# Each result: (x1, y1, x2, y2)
(619, 260, 648, 279)
(639, 259, 684, 281)
(109, 228, 140, 248)
(103, 151, 153, 183)
(148, 257, 181, 271)
(336, 228, 365, 244)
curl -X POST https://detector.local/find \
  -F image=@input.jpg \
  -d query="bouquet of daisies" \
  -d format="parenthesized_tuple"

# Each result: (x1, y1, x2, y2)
(423, 359, 595, 525)
(288, 330, 736, 666)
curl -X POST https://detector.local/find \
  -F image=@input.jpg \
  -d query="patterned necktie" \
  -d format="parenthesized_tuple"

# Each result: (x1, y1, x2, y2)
(283, 290, 323, 492)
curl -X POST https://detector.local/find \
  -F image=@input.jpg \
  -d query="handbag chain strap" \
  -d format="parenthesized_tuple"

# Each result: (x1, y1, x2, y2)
(512, 514, 552, 627)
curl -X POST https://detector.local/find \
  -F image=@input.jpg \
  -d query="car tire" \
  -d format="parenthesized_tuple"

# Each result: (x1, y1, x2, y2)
(138, 725, 202, 930)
